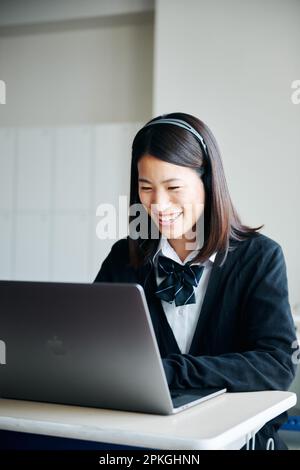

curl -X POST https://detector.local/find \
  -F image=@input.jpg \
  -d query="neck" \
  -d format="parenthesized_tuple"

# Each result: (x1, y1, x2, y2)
(168, 236, 198, 262)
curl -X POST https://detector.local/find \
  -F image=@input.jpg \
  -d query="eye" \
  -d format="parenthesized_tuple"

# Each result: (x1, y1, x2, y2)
(140, 186, 152, 191)
(168, 186, 182, 190)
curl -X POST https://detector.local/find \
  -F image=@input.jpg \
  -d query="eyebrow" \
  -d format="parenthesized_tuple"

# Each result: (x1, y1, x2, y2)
(138, 178, 183, 184)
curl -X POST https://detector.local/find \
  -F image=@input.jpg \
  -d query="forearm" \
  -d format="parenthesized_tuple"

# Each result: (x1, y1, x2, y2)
(162, 349, 296, 391)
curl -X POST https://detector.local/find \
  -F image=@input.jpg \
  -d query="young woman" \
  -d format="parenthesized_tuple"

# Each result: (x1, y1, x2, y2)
(94, 112, 297, 450)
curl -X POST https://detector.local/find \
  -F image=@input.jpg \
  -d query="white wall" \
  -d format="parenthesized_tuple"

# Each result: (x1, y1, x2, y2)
(0, 6, 153, 282)
(0, 13, 153, 126)
(154, 0, 300, 315)
(0, 122, 142, 282)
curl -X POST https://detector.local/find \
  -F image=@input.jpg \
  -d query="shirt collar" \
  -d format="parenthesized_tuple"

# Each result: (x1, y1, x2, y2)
(152, 235, 217, 266)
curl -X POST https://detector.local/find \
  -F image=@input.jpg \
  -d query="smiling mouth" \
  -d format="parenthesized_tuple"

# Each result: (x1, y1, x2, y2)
(158, 211, 183, 225)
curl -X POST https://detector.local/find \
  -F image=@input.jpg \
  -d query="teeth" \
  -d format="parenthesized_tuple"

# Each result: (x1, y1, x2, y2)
(159, 212, 182, 222)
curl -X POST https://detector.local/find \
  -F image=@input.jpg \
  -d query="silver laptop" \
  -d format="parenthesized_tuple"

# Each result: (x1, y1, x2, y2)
(0, 280, 226, 415)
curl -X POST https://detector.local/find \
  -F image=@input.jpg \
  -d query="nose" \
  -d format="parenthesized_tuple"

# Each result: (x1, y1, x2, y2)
(150, 188, 171, 214)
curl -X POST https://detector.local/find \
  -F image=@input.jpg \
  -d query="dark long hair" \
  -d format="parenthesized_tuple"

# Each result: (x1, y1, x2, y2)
(129, 112, 263, 268)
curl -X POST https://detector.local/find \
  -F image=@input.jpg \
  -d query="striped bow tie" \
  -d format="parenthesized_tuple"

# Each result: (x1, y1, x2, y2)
(155, 255, 204, 307)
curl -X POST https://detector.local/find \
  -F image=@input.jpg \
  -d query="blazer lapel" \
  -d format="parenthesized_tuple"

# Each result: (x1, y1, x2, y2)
(137, 261, 181, 355)
(188, 250, 225, 355)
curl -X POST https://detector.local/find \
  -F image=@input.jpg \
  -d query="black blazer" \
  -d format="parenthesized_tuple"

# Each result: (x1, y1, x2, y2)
(94, 232, 297, 450)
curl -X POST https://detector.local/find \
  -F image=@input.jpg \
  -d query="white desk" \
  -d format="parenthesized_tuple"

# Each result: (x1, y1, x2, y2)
(0, 391, 296, 450)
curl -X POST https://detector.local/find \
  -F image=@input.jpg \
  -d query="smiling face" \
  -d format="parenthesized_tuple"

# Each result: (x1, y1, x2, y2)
(137, 154, 205, 245)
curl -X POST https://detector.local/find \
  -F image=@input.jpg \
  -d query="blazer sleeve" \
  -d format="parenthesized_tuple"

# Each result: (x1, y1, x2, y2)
(93, 237, 131, 283)
(162, 243, 298, 392)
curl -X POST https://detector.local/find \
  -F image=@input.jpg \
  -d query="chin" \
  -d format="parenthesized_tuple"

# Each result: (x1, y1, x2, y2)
(160, 229, 186, 240)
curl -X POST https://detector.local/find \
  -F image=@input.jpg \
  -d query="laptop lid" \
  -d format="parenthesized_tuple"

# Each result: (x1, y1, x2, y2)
(0, 280, 225, 415)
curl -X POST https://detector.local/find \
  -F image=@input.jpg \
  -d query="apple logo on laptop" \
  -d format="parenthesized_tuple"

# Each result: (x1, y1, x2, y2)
(47, 336, 67, 356)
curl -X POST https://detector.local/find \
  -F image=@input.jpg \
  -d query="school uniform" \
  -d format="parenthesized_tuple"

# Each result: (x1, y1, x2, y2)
(152, 235, 217, 355)
(94, 232, 297, 450)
